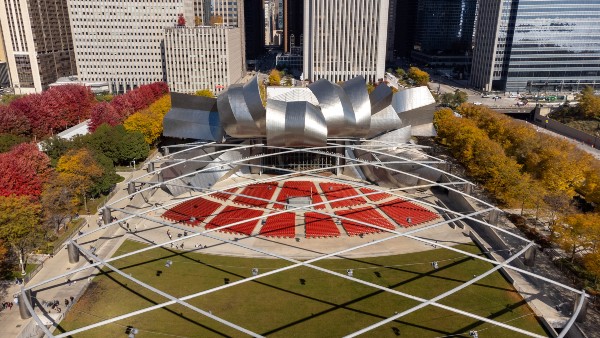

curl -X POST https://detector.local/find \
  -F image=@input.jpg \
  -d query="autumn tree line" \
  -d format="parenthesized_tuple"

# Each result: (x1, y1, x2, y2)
(434, 104, 600, 287)
(0, 83, 171, 277)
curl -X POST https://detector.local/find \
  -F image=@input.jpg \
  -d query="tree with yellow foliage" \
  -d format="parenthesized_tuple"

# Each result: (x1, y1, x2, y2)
(0, 195, 43, 275)
(41, 172, 80, 233)
(268, 69, 282, 86)
(124, 95, 171, 145)
(555, 213, 600, 262)
(407, 67, 430, 86)
(195, 89, 215, 98)
(57, 148, 104, 211)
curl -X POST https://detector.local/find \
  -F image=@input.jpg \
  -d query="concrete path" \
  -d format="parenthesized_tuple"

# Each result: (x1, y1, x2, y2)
(0, 166, 148, 338)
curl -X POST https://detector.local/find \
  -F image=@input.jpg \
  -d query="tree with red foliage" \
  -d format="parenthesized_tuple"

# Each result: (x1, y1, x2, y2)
(0, 143, 52, 198)
(8, 93, 55, 137)
(0, 105, 30, 136)
(89, 102, 121, 132)
(110, 94, 135, 119)
(46, 85, 95, 125)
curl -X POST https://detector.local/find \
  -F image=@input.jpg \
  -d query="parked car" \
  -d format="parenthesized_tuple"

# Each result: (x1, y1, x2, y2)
(481, 94, 491, 98)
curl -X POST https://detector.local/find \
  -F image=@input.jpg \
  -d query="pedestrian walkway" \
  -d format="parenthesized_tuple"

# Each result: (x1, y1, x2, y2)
(0, 161, 151, 338)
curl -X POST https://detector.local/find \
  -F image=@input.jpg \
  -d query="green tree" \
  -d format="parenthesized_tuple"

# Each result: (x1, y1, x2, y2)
(87, 124, 149, 164)
(194, 89, 215, 98)
(453, 90, 468, 106)
(95, 93, 114, 102)
(0, 133, 28, 153)
(440, 93, 455, 107)
(0, 195, 43, 275)
(395, 68, 406, 79)
(41, 136, 73, 166)
(407, 67, 430, 86)
(268, 69, 282, 86)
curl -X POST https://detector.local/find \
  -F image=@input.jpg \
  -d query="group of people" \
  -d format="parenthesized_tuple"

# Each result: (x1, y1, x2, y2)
(1, 301, 14, 311)
(431, 261, 439, 269)
(43, 296, 75, 314)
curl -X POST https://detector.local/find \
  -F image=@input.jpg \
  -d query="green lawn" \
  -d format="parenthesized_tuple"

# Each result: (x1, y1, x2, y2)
(56, 240, 549, 337)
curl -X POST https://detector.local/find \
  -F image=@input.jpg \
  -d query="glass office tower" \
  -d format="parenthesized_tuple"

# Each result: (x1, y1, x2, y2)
(472, 0, 600, 93)
(414, 0, 477, 55)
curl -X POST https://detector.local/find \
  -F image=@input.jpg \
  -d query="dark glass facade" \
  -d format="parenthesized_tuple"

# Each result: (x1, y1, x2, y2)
(414, 0, 477, 55)
(394, 0, 418, 58)
(244, 0, 265, 60)
(472, 0, 600, 93)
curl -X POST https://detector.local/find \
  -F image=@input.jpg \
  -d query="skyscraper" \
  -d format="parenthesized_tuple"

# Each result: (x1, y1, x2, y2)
(303, 0, 389, 83)
(471, 0, 600, 93)
(283, 0, 302, 53)
(412, 0, 477, 66)
(393, 0, 417, 58)
(165, 0, 246, 94)
(68, 0, 184, 94)
(244, 0, 265, 61)
(385, 0, 397, 62)
(0, 0, 76, 94)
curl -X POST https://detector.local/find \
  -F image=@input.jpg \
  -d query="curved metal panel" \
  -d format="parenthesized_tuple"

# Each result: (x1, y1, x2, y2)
(242, 76, 267, 131)
(341, 76, 371, 137)
(163, 93, 224, 141)
(308, 79, 355, 137)
(369, 83, 393, 115)
(391, 86, 436, 114)
(217, 76, 266, 138)
(367, 106, 402, 138)
(266, 99, 327, 147)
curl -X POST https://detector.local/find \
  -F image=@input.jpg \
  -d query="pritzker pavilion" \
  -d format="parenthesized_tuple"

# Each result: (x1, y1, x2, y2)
(18, 76, 587, 337)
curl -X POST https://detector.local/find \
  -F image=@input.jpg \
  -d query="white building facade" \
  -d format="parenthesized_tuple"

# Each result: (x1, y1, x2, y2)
(303, 0, 389, 83)
(67, 0, 185, 94)
(166, 0, 245, 94)
(0, 0, 76, 94)
(165, 26, 243, 94)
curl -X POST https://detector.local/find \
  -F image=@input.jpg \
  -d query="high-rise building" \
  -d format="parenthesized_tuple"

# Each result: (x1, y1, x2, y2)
(303, 0, 389, 83)
(283, 0, 302, 53)
(411, 0, 477, 66)
(244, 0, 265, 61)
(165, 26, 243, 94)
(0, 24, 10, 88)
(385, 0, 397, 62)
(165, 0, 246, 94)
(393, 0, 417, 58)
(0, 0, 76, 94)
(69, 0, 245, 94)
(471, 0, 600, 93)
(68, 0, 185, 94)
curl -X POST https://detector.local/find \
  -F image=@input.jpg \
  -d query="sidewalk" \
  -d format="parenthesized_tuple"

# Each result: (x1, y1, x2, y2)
(0, 162, 152, 338)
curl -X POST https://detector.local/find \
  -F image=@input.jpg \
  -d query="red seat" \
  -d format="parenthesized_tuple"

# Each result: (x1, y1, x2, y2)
(320, 183, 367, 209)
(210, 188, 238, 201)
(336, 207, 395, 236)
(305, 212, 340, 238)
(359, 187, 391, 202)
(162, 197, 221, 227)
(260, 212, 296, 238)
(233, 182, 278, 208)
(205, 206, 263, 235)
(378, 199, 439, 228)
